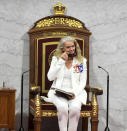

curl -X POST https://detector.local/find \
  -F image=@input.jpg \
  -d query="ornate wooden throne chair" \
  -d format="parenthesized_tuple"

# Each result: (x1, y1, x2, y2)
(28, 2, 103, 131)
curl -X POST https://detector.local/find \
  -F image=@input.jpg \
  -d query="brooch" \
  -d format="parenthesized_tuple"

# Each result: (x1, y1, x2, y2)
(73, 64, 83, 73)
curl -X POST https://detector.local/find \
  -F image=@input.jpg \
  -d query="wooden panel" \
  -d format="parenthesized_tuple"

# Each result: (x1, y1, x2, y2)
(0, 94, 9, 127)
(0, 89, 16, 130)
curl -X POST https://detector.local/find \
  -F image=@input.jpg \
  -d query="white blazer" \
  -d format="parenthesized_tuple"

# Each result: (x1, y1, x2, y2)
(47, 56, 87, 104)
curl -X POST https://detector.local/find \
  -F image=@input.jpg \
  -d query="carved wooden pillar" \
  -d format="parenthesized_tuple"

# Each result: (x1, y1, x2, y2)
(91, 93, 99, 131)
(33, 94, 41, 131)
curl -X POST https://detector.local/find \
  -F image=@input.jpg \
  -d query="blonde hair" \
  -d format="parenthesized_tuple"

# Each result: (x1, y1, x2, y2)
(54, 36, 84, 63)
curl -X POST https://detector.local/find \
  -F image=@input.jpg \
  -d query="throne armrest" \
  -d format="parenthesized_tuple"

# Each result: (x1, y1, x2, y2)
(30, 85, 40, 95)
(85, 85, 103, 95)
(85, 85, 103, 118)
(30, 85, 41, 119)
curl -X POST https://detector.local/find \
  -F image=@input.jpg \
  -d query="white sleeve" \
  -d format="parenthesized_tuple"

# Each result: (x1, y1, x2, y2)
(47, 56, 65, 81)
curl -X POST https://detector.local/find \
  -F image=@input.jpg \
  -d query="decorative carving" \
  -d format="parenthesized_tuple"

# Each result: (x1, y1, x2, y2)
(92, 86, 102, 91)
(34, 94, 41, 117)
(31, 86, 40, 92)
(30, 86, 40, 95)
(80, 111, 92, 117)
(36, 17, 83, 29)
(42, 32, 76, 37)
(41, 110, 91, 117)
(92, 93, 98, 117)
(52, 2, 66, 15)
(42, 111, 57, 117)
(91, 86, 103, 95)
(52, 32, 68, 36)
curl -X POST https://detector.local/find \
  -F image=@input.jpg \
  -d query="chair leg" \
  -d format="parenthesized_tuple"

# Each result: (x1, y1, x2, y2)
(82, 117, 88, 131)
(33, 117, 42, 131)
(91, 117, 99, 131)
(29, 112, 34, 130)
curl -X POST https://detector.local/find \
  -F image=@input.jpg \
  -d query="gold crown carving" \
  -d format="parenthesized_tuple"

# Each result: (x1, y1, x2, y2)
(52, 2, 66, 15)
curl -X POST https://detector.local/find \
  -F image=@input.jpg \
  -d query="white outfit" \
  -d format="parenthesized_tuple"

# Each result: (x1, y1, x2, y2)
(61, 66, 72, 92)
(43, 56, 87, 131)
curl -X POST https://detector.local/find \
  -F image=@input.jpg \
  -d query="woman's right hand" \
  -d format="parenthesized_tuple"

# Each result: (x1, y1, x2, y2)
(61, 52, 68, 61)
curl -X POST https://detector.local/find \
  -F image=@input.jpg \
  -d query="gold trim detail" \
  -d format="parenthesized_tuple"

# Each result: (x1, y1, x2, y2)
(42, 32, 77, 37)
(35, 41, 38, 85)
(41, 110, 91, 117)
(34, 94, 41, 117)
(42, 42, 59, 93)
(42, 111, 57, 117)
(30, 99, 92, 118)
(92, 93, 98, 117)
(31, 85, 40, 91)
(92, 86, 102, 91)
(80, 111, 91, 117)
(36, 17, 83, 29)
(52, 32, 68, 36)
(52, 2, 66, 15)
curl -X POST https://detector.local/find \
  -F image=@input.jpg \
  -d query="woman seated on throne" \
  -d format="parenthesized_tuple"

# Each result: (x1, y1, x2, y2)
(43, 36, 87, 131)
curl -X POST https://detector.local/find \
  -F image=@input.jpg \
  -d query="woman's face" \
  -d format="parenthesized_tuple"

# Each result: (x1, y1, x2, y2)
(63, 41, 75, 54)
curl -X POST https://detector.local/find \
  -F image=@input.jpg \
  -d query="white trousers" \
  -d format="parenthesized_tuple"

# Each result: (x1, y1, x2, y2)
(52, 94, 82, 131)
